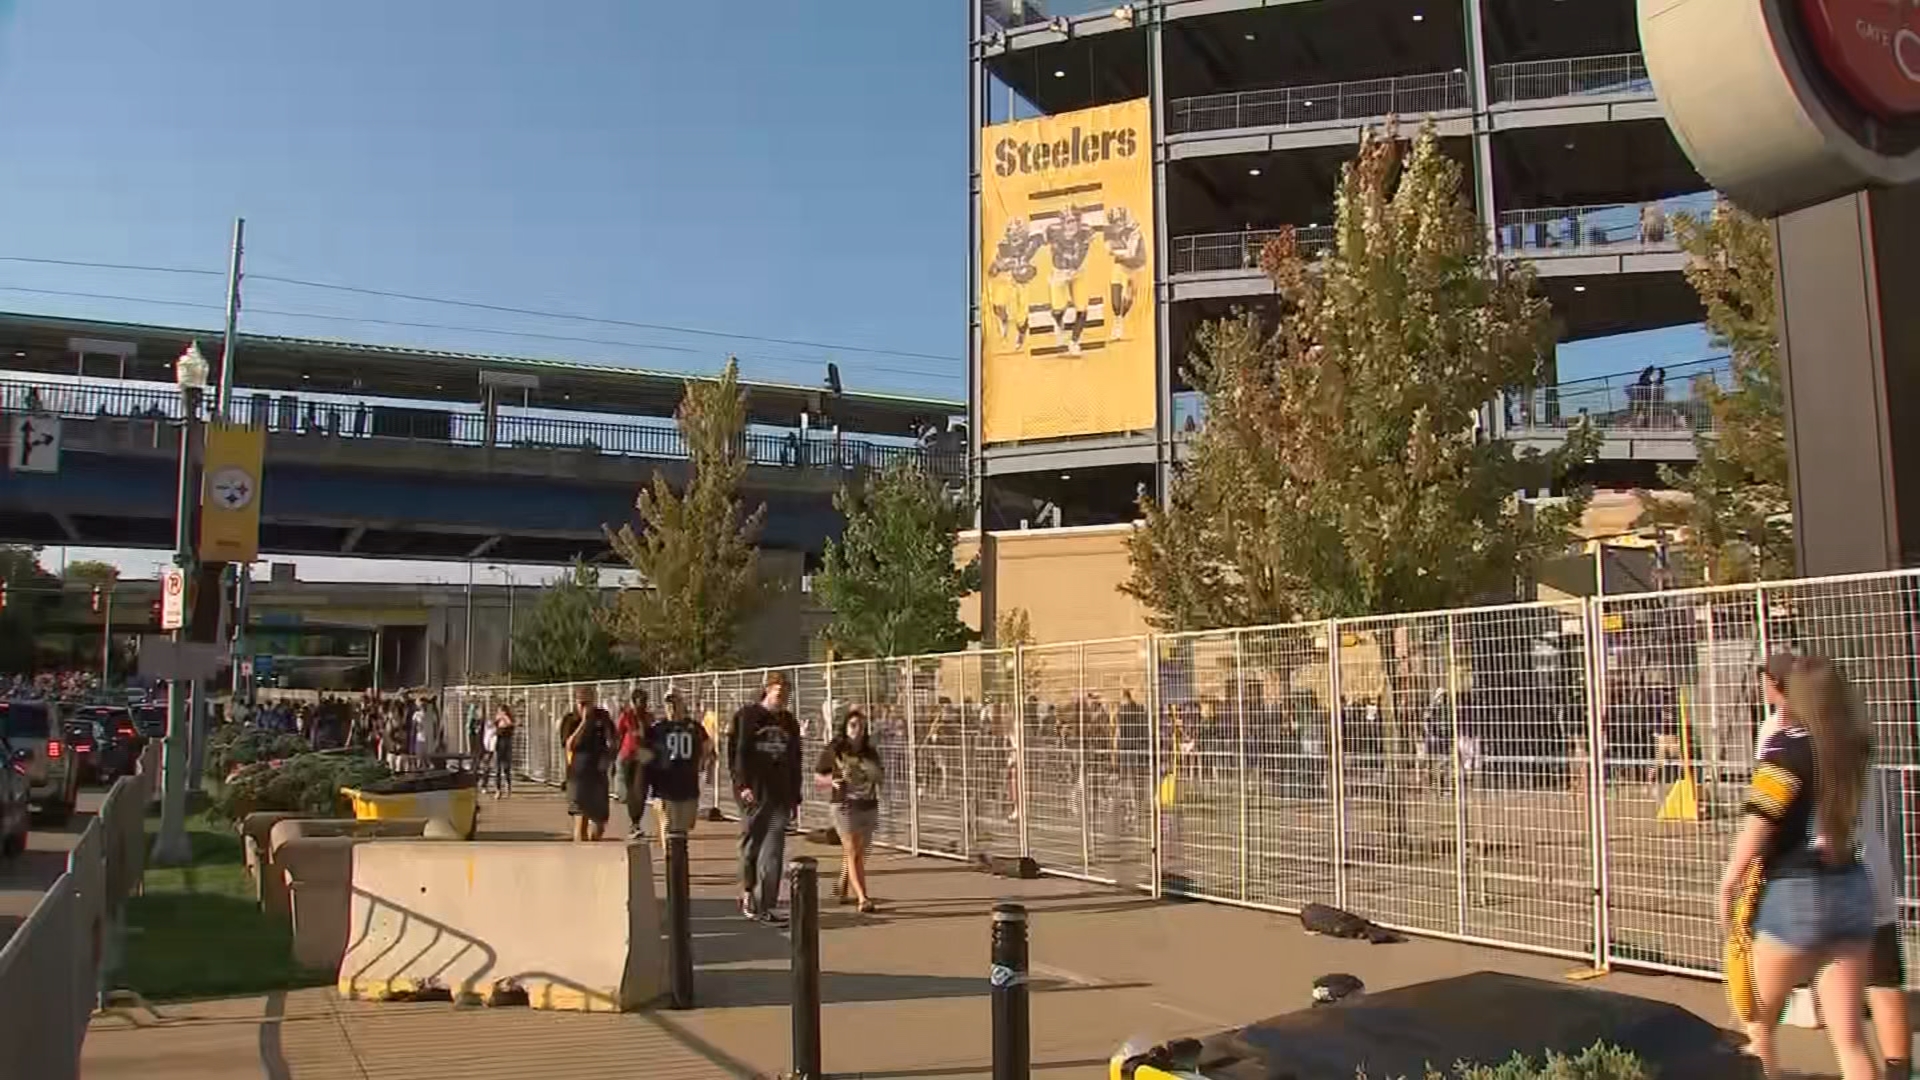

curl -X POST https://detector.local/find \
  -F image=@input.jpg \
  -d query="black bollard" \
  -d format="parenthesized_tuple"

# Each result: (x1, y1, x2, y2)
(665, 830, 694, 1009)
(789, 856, 822, 1080)
(991, 902, 1030, 1080)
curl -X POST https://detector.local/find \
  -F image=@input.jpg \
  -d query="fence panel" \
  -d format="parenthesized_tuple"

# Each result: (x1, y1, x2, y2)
(911, 652, 976, 858)
(1238, 623, 1339, 912)
(1156, 630, 1243, 900)
(1454, 603, 1596, 958)
(1019, 641, 1092, 878)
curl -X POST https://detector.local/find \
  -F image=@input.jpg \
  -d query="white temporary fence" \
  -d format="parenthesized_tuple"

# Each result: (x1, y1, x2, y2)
(0, 741, 160, 1080)
(444, 567, 1920, 984)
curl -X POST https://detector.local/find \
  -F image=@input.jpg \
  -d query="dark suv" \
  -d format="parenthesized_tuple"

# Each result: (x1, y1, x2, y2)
(68, 705, 141, 782)
(0, 699, 79, 823)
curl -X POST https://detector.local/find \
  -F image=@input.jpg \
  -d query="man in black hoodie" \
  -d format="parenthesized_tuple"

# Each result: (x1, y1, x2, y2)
(732, 670, 802, 924)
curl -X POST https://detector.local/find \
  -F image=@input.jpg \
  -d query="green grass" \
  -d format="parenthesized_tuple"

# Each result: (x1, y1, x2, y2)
(118, 815, 335, 1002)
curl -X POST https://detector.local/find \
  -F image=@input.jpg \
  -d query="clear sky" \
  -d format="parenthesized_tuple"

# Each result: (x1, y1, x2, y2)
(0, 1, 1714, 582)
(0, 0, 967, 398)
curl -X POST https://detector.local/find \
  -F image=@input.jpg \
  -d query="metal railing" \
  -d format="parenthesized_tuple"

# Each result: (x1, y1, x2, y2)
(1503, 355, 1731, 438)
(0, 378, 965, 481)
(1169, 70, 1471, 135)
(1488, 52, 1652, 106)
(1497, 191, 1719, 259)
(446, 567, 1920, 986)
(1168, 225, 1336, 275)
(0, 742, 160, 1080)
(982, 0, 1115, 35)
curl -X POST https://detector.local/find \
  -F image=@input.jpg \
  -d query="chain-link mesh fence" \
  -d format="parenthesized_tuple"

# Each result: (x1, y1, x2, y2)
(442, 568, 1920, 985)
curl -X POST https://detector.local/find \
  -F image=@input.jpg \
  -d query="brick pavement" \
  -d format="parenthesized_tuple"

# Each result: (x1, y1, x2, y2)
(82, 789, 1851, 1079)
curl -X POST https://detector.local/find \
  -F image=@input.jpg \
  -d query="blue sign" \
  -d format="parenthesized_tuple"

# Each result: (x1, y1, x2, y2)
(252, 654, 275, 678)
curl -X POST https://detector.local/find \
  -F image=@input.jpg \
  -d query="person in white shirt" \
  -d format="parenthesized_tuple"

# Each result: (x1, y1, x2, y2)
(1756, 654, 1909, 1079)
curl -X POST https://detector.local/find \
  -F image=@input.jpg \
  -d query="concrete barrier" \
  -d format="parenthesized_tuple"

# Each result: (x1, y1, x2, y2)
(263, 818, 430, 918)
(240, 811, 306, 894)
(278, 837, 363, 970)
(339, 841, 662, 1012)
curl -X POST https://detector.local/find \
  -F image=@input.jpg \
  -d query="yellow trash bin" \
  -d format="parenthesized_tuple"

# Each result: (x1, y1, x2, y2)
(341, 785, 479, 839)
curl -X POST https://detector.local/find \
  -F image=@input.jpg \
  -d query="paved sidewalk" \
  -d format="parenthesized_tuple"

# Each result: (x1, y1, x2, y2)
(83, 790, 1849, 1079)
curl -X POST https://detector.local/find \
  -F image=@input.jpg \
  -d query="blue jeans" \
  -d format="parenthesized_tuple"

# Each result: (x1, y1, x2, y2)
(1755, 869, 1875, 951)
(739, 799, 792, 913)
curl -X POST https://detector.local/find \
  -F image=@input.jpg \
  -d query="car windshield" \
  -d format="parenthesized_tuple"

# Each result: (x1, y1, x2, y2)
(0, 702, 52, 740)
(134, 707, 166, 735)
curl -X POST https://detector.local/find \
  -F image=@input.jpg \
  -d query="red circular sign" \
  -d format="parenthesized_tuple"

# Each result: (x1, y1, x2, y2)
(1799, 0, 1920, 120)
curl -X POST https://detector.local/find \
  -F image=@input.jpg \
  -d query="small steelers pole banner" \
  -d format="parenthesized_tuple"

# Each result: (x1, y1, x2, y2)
(198, 423, 266, 563)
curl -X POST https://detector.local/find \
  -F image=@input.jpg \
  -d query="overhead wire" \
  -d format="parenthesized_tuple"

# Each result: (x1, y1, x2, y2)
(0, 252, 962, 369)
(0, 283, 961, 384)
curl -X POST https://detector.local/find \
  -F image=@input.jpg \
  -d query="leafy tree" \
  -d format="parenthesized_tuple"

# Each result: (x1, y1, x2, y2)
(0, 546, 55, 674)
(63, 559, 120, 584)
(815, 461, 980, 659)
(994, 606, 1036, 649)
(510, 559, 623, 683)
(1637, 204, 1790, 584)
(1124, 123, 1593, 631)
(604, 358, 767, 674)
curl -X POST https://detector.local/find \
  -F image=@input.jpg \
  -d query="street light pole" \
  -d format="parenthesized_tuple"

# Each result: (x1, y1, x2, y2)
(154, 342, 209, 867)
(505, 570, 516, 681)
(99, 586, 112, 688)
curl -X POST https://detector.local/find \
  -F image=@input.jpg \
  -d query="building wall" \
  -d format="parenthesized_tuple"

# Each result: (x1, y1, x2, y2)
(961, 523, 1154, 646)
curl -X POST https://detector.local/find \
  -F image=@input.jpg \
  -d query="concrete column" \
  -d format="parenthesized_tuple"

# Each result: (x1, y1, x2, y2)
(969, 0, 987, 528)
(1772, 183, 1920, 575)
(1149, 8, 1173, 508)
(1461, 0, 1499, 252)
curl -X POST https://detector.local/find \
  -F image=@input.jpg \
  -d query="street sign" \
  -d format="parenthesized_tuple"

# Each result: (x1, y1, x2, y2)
(136, 637, 224, 681)
(7, 414, 60, 473)
(253, 654, 275, 679)
(160, 567, 186, 631)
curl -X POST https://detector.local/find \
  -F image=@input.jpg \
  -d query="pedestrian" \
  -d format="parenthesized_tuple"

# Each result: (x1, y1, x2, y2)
(615, 688, 653, 841)
(491, 702, 516, 798)
(559, 694, 583, 794)
(815, 707, 883, 913)
(1719, 655, 1877, 1080)
(647, 686, 710, 847)
(564, 686, 616, 842)
(1749, 656, 1909, 1079)
(732, 670, 802, 925)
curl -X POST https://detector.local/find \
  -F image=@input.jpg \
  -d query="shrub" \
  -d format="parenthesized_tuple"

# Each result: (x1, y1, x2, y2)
(211, 751, 391, 821)
(204, 725, 311, 783)
(1373, 1044, 1650, 1080)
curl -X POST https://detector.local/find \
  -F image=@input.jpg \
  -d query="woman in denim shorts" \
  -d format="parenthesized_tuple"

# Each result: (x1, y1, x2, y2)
(1720, 655, 1877, 1080)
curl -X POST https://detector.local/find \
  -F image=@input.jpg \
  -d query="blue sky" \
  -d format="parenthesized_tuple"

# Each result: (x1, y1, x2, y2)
(0, 1, 1712, 581)
(0, 0, 967, 400)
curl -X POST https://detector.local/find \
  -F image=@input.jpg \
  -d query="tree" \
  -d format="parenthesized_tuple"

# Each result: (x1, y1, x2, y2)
(63, 559, 120, 584)
(510, 559, 623, 683)
(815, 461, 980, 659)
(1637, 204, 1790, 584)
(1124, 123, 1593, 631)
(604, 358, 768, 674)
(0, 546, 55, 674)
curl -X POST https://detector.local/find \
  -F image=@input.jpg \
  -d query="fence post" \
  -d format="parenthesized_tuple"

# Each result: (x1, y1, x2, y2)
(905, 658, 922, 857)
(1327, 619, 1348, 911)
(1146, 634, 1163, 899)
(1077, 644, 1091, 878)
(961, 655, 976, 856)
(1233, 630, 1249, 904)
(1441, 614, 1466, 936)
(1586, 598, 1613, 973)
(1014, 644, 1031, 859)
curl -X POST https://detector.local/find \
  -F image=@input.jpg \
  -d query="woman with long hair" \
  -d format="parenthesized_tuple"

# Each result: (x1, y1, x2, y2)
(1719, 655, 1877, 1078)
(491, 702, 516, 799)
(815, 707, 884, 914)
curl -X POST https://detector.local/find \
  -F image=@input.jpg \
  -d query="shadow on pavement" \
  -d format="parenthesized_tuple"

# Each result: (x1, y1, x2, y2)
(693, 965, 1134, 1009)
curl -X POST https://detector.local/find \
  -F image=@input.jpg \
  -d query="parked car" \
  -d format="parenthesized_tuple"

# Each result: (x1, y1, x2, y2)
(0, 739, 28, 857)
(69, 704, 141, 782)
(0, 699, 79, 824)
(133, 703, 168, 741)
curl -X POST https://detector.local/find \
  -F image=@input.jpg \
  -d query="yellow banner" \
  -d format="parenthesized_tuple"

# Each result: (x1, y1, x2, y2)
(981, 98, 1156, 444)
(198, 422, 265, 564)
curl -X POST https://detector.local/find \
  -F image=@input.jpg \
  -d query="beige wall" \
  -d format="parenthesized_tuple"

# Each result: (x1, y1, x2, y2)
(960, 523, 1153, 646)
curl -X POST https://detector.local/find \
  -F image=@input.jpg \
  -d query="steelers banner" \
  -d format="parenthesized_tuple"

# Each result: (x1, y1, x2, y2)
(980, 98, 1156, 444)
(198, 422, 265, 564)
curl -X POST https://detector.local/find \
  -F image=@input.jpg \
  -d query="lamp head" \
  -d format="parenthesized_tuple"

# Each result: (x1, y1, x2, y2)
(175, 342, 210, 390)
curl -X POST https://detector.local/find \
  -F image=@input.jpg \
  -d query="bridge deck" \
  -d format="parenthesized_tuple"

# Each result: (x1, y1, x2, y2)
(83, 790, 1839, 1079)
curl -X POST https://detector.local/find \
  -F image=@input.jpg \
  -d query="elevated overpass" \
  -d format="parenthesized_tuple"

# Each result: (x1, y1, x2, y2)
(0, 313, 964, 562)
